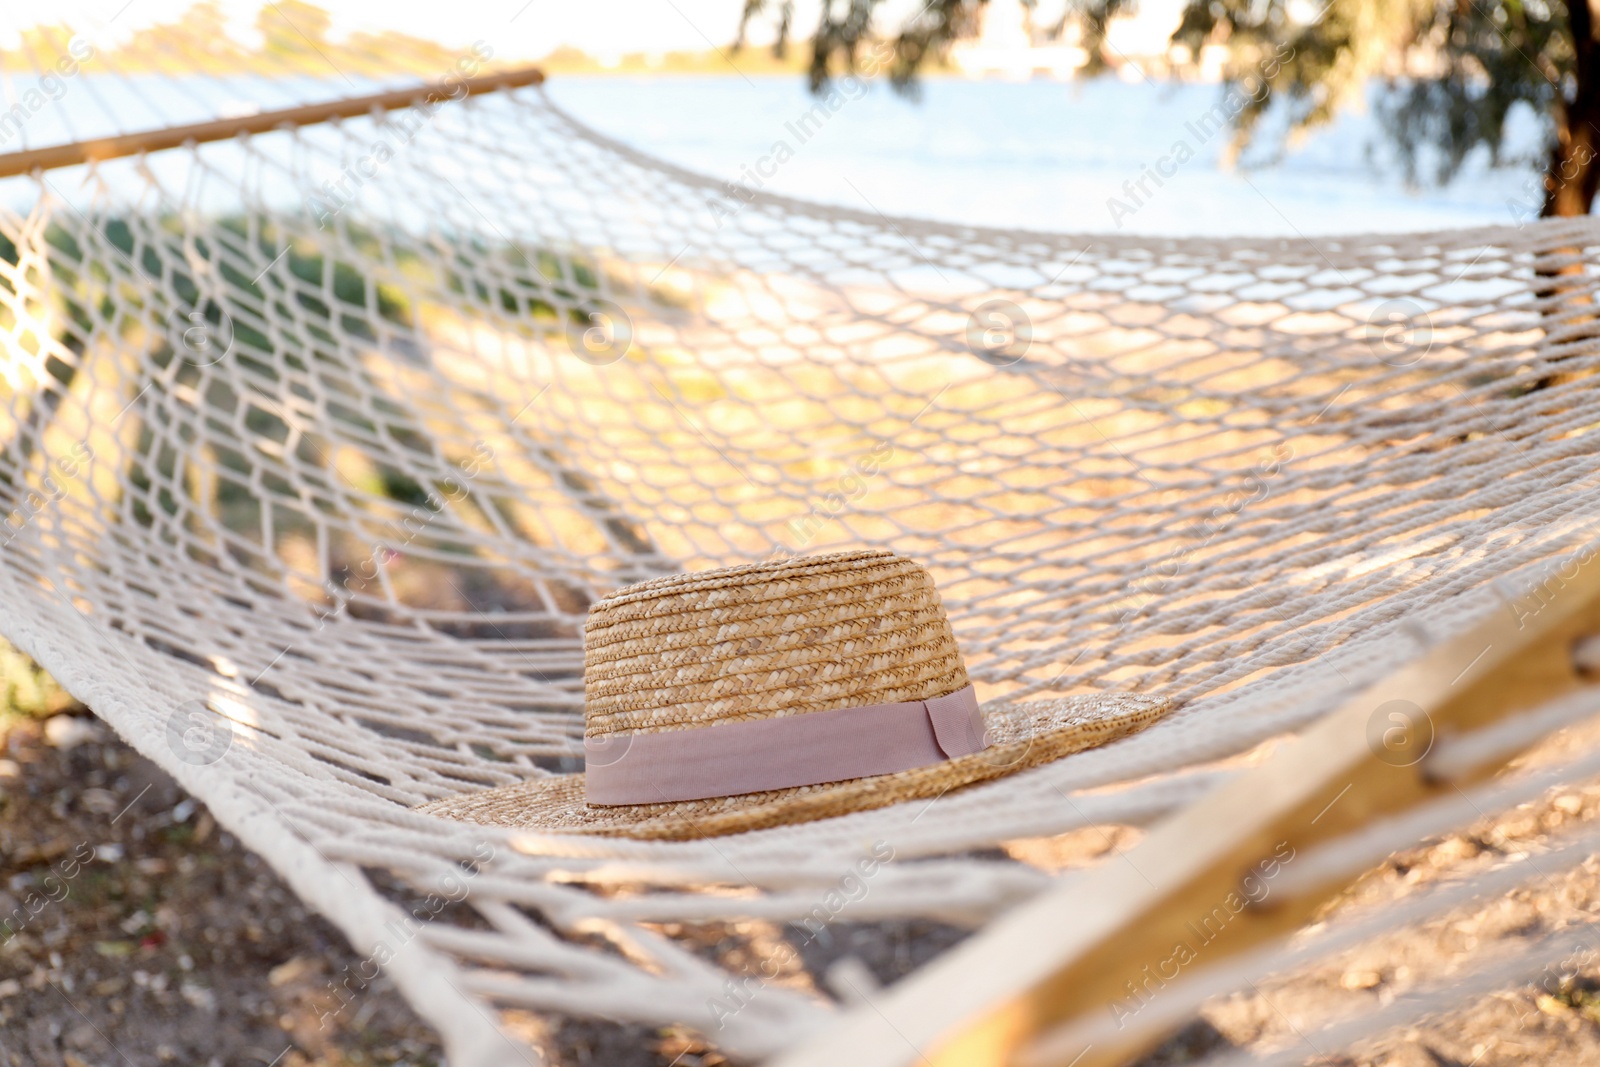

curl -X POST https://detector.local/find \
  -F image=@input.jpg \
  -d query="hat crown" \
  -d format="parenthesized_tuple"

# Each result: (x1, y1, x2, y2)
(582, 549, 969, 739)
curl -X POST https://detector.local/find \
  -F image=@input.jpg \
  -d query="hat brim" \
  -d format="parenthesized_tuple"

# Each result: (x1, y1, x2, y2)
(414, 694, 1173, 841)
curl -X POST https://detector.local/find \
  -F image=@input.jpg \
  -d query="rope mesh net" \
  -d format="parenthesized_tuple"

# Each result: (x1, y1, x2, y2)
(5, 21, 1600, 1062)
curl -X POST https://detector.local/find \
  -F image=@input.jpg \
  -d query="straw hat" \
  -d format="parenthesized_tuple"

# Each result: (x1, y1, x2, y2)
(417, 548, 1170, 840)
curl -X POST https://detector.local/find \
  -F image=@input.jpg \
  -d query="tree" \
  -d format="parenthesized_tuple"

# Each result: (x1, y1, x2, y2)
(256, 0, 335, 70)
(736, 0, 1600, 218)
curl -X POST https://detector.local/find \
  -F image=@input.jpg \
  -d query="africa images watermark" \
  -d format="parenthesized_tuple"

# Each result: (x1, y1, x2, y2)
(1106, 43, 1296, 228)
(307, 40, 496, 228)
(169, 436, 498, 758)
(707, 40, 893, 228)
(966, 298, 1033, 368)
(296, 441, 497, 639)
(157, 440, 495, 728)
(1501, 539, 1600, 630)
(1107, 841, 1296, 1029)
(339, 442, 497, 589)
(1514, 919, 1600, 1027)
(1, 842, 95, 944)
(1507, 143, 1595, 228)
(0, 440, 93, 551)
(772, 437, 897, 558)
(318, 840, 498, 1030)
(1117, 443, 1293, 627)
(0, 35, 96, 149)
(707, 840, 896, 1029)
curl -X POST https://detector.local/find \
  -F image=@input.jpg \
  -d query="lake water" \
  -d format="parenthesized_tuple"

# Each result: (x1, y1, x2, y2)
(1, 70, 1549, 239)
(543, 75, 1547, 237)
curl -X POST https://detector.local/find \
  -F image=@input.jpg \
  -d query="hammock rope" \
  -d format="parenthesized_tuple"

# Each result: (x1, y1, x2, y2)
(3, 28, 1600, 1062)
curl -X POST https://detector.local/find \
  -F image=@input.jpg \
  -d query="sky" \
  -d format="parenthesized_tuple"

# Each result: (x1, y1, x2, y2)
(11, 0, 1190, 64)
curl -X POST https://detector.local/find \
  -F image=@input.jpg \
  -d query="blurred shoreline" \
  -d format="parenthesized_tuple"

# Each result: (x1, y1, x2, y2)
(547, 75, 1544, 236)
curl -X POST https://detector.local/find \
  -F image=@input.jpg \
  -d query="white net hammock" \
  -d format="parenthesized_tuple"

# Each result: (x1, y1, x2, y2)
(5, 22, 1600, 1065)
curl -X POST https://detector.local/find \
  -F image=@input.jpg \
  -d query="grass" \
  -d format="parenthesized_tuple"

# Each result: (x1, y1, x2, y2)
(0, 638, 80, 725)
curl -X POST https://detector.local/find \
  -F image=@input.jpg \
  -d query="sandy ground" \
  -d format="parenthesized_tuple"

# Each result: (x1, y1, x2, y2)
(1126, 717, 1600, 1067)
(8, 679, 1600, 1067)
(0, 709, 443, 1067)
(0, 695, 960, 1067)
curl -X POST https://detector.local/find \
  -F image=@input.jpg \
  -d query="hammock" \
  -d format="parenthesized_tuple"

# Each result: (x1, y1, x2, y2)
(4, 17, 1600, 1065)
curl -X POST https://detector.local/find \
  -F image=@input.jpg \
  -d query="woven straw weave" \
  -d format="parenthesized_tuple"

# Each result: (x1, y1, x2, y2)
(415, 547, 1168, 839)
(583, 548, 970, 735)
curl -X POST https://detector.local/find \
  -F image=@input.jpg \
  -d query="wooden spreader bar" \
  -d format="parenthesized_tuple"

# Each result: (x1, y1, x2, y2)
(0, 64, 545, 179)
(770, 543, 1600, 1067)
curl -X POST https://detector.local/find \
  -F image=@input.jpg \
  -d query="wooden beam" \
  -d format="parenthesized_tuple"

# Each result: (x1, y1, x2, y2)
(0, 65, 545, 179)
(767, 545, 1600, 1067)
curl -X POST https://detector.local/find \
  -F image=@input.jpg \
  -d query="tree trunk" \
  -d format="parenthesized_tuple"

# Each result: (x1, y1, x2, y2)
(1544, 0, 1600, 216)
(1528, 2, 1600, 390)
(1543, 119, 1600, 218)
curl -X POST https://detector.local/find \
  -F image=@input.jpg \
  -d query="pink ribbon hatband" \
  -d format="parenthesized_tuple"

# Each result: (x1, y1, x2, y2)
(583, 685, 988, 806)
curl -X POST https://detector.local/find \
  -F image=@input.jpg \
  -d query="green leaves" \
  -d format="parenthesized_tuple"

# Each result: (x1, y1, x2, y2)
(744, 0, 1587, 207)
